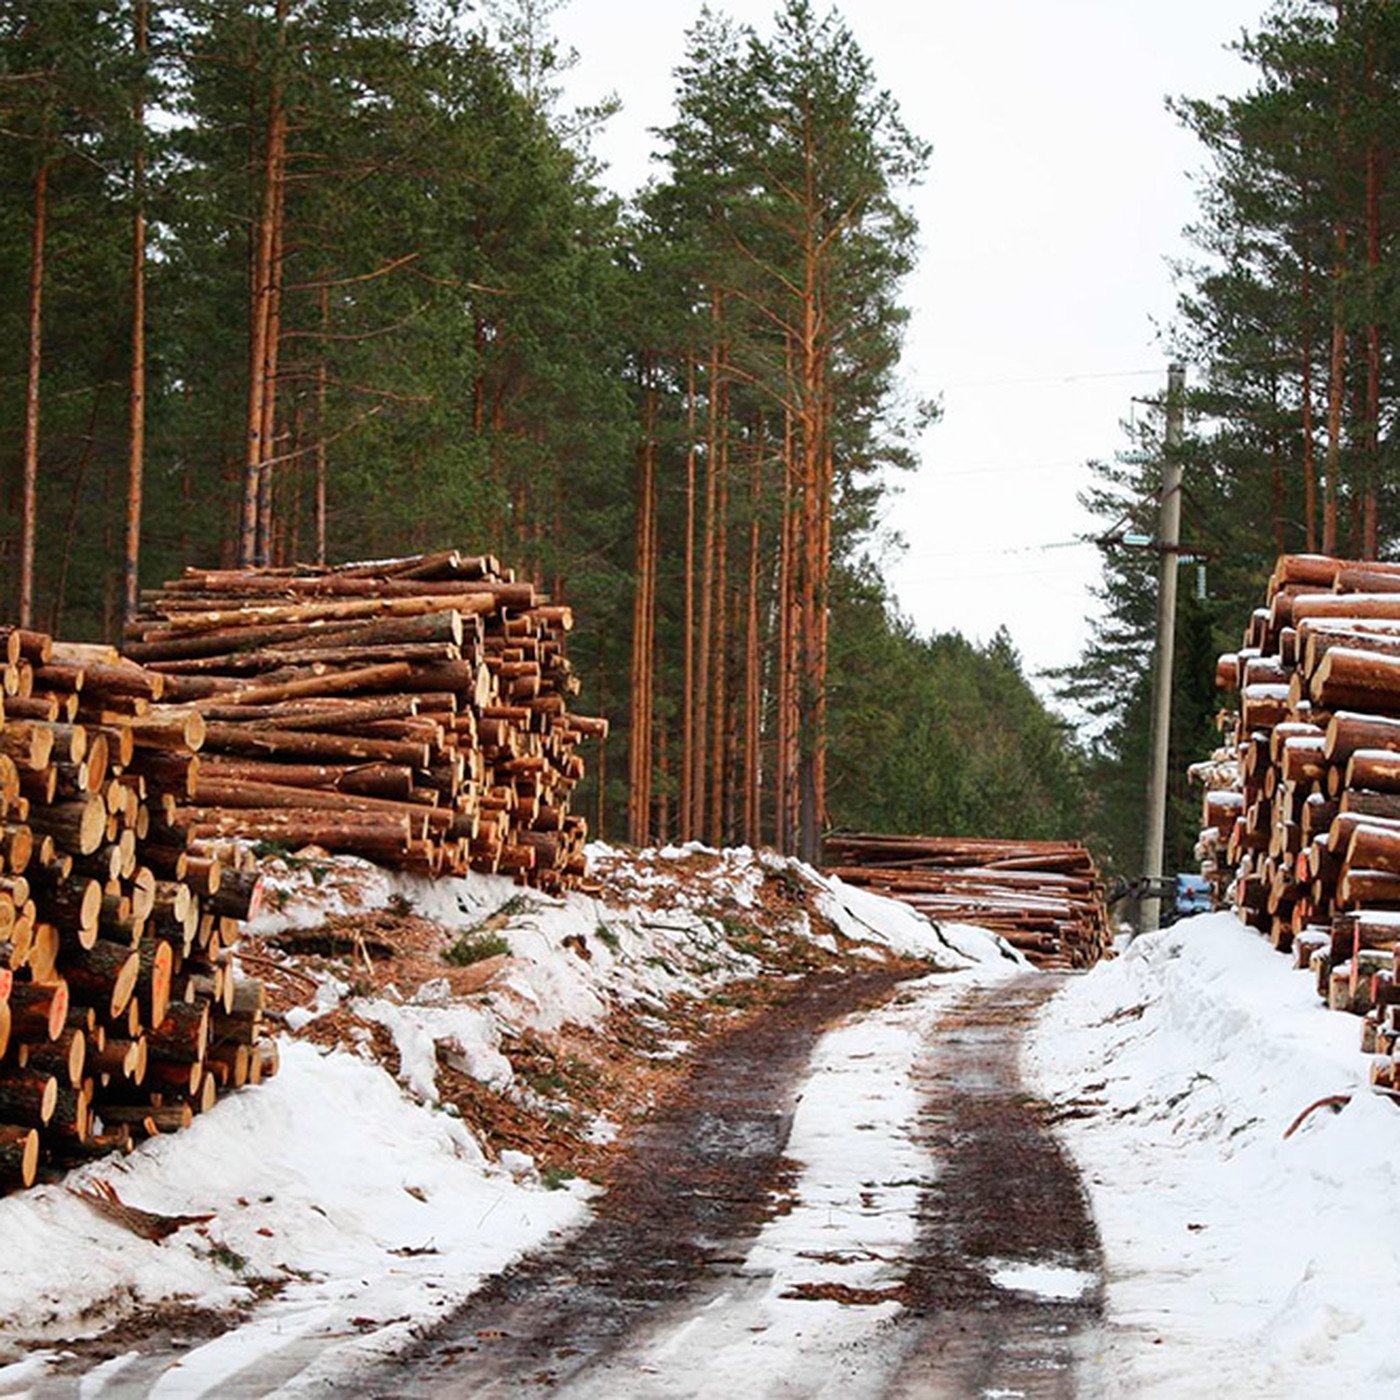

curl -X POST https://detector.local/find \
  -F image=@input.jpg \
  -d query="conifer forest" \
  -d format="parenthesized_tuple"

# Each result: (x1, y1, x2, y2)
(0, 0, 1395, 877)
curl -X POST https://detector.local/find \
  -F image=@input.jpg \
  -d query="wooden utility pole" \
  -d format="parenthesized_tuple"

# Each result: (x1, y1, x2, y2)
(1142, 363, 1186, 934)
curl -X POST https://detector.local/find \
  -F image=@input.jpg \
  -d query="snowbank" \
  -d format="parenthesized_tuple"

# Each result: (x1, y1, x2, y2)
(1027, 911, 1400, 1396)
(244, 842, 1021, 1113)
(0, 1039, 586, 1388)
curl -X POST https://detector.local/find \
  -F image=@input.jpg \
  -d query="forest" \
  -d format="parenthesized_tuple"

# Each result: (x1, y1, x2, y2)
(0, 0, 1088, 862)
(1, 0, 1388, 877)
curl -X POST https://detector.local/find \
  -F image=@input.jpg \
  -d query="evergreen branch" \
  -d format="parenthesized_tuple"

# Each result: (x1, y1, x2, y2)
(257, 405, 386, 470)
(283, 252, 422, 293)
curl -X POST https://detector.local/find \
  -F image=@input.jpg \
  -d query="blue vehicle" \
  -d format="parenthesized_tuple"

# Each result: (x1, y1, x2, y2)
(1171, 873, 1213, 923)
(1109, 873, 1214, 931)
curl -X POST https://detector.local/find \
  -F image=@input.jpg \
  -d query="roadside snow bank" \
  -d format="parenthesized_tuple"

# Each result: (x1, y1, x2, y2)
(1028, 911, 1400, 1396)
(247, 842, 1022, 1114)
(0, 1040, 585, 1382)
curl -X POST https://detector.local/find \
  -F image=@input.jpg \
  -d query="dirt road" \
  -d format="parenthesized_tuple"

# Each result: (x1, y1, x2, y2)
(25, 969, 1100, 1398)
(353, 972, 1103, 1399)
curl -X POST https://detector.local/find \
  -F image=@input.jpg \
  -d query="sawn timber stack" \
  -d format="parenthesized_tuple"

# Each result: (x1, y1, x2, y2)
(124, 552, 607, 891)
(0, 627, 271, 1196)
(822, 832, 1111, 968)
(1200, 552, 1400, 1091)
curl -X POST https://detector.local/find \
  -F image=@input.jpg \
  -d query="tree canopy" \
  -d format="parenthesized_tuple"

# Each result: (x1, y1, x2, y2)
(0, 0, 1088, 853)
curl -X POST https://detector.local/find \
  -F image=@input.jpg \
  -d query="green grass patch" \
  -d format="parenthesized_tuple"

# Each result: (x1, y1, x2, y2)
(207, 1242, 248, 1273)
(444, 930, 511, 966)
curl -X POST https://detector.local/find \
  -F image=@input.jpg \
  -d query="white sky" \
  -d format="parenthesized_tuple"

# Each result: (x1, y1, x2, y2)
(554, 0, 1271, 687)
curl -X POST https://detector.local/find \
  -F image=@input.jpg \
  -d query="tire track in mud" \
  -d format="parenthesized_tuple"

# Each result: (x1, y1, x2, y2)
(354, 966, 918, 1398)
(368, 971, 1102, 1399)
(889, 973, 1104, 1398)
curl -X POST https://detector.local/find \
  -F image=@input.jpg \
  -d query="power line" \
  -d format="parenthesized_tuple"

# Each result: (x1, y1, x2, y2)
(896, 562, 1100, 585)
(902, 537, 1095, 563)
(923, 456, 1085, 479)
(936, 366, 1166, 391)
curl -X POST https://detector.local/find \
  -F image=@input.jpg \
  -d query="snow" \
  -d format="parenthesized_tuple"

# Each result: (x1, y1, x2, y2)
(25, 847, 1395, 1394)
(0, 1040, 587, 1393)
(1027, 910, 1400, 1396)
(985, 1260, 1095, 1301)
(0, 843, 1012, 1393)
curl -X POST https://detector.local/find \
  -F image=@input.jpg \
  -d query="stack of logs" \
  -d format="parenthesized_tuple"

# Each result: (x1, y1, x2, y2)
(823, 832, 1112, 968)
(1203, 552, 1400, 1086)
(0, 627, 271, 1195)
(122, 552, 607, 891)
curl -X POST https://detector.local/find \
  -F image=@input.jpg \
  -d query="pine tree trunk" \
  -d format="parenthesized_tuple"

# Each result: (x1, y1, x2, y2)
(708, 369, 729, 846)
(241, 62, 286, 566)
(680, 358, 697, 841)
(1363, 103, 1380, 558)
(693, 296, 721, 839)
(1323, 219, 1347, 556)
(316, 284, 329, 564)
(627, 353, 658, 845)
(644, 422, 658, 839)
(657, 726, 670, 845)
(797, 155, 824, 866)
(814, 418, 834, 844)
(775, 378, 796, 854)
(123, 0, 149, 624)
(743, 424, 762, 849)
(1323, 44, 1348, 559)
(256, 117, 287, 567)
(19, 161, 48, 627)
(1301, 242, 1318, 552)
(1269, 371, 1284, 555)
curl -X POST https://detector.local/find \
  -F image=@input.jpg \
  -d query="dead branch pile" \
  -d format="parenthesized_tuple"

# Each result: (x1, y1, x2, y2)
(822, 832, 1112, 968)
(0, 627, 270, 1195)
(123, 551, 607, 890)
(1204, 552, 1400, 1085)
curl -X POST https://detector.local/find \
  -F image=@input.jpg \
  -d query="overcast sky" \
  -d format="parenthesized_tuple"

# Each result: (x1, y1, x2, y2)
(554, 0, 1272, 689)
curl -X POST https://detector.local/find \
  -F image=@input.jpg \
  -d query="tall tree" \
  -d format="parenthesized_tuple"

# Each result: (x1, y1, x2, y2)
(123, 0, 149, 621)
(647, 0, 928, 858)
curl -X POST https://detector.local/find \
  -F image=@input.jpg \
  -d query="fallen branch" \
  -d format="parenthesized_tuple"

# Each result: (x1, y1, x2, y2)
(68, 1178, 215, 1242)
(1282, 1093, 1352, 1140)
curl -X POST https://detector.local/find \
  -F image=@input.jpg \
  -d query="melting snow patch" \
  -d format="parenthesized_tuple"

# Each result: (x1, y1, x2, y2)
(984, 1259, 1095, 1301)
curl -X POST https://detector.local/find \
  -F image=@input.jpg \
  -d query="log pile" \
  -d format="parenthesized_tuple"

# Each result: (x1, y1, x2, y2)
(1205, 552, 1400, 1085)
(822, 832, 1112, 968)
(122, 552, 607, 892)
(0, 627, 271, 1195)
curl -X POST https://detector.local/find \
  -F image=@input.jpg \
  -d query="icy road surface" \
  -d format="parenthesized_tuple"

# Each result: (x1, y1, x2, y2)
(349, 971, 1102, 1398)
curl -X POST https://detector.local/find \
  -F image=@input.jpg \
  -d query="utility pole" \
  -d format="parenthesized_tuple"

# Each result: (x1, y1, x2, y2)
(1141, 363, 1187, 934)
